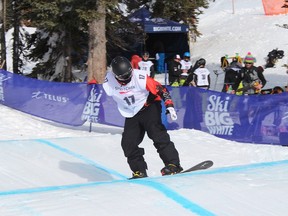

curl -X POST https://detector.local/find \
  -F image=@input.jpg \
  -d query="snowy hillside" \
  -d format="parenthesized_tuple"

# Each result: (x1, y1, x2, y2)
(190, 0, 288, 91)
(1, 0, 288, 215)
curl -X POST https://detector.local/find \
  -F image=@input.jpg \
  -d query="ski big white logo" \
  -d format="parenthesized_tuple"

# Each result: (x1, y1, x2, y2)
(81, 87, 103, 123)
(204, 95, 234, 135)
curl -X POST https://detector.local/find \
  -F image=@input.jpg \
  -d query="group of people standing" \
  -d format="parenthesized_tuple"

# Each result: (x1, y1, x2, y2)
(129, 50, 282, 96)
(222, 52, 267, 95)
(131, 51, 213, 90)
(168, 52, 211, 89)
(168, 51, 270, 96)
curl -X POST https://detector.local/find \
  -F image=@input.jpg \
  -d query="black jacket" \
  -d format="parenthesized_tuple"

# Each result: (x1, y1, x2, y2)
(232, 66, 266, 94)
(168, 60, 182, 84)
(221, 67, 241, 92)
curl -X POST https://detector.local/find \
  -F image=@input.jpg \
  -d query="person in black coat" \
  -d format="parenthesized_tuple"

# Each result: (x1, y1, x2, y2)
(231, 52, 266, 95)
(168, 54, 182, 86)
(222, 58, 242, 92)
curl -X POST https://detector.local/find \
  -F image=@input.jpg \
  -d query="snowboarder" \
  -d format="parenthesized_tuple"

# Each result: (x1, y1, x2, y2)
(103, 56, 183, 179)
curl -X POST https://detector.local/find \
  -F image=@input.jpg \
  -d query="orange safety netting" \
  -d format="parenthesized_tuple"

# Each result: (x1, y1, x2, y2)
(262, 0, 288, 15)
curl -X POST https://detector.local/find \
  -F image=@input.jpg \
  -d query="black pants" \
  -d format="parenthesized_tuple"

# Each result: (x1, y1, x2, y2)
(121, 101, 180, 173)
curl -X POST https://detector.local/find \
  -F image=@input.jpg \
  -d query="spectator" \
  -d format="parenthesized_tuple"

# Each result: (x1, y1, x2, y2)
(222, 57, 242, 93)
(179, 52, 193, 86)
(271, 86, 284, 94)
(168, 54, 182, 87)
(138, 51, 155, 78)
(232, 52, 266, 95)
(188, 58, 211, 90)
(130, 54, 142, 69)
(155, 53, 165, 73)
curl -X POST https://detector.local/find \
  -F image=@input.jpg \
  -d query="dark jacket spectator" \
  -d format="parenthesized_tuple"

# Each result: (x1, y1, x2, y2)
(168, 54, 182, 86)
(222, 59, 242, 92)
(232, 52, 266, 95)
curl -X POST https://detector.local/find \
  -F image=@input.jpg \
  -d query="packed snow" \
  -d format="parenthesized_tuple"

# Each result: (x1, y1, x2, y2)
(1, 0, 288, 215)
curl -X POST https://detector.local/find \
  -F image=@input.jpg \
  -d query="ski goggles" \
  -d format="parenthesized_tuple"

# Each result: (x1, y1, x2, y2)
(115, 71, 132, 81)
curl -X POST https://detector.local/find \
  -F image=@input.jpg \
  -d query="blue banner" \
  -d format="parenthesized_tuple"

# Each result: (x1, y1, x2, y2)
(1, 69, 288, 145)
(165, 87, 288, 145)
(85, 85, 288, 145)
(0, 69, 88, 126)
(82, 84, 124, 127)
(129, 8, 189, 33)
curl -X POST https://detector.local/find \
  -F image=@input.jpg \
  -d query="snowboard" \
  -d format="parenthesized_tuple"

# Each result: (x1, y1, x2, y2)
(180, 160, 213, 174)
(129, 160, 213, 180)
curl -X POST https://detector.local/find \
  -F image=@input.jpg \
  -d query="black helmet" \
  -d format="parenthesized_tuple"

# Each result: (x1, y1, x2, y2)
(142, 51, 149, 57)
(111, 56, 133, 81)
(197, 58, 206, 66)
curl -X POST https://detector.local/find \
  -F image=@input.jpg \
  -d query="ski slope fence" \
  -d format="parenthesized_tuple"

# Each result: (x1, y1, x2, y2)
(1, 69, 288, 145)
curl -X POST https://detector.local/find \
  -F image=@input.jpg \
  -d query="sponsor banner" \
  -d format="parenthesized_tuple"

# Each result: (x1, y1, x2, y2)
(82, 84, 124, 127)
(98, 89, 125, 127)
(0, 69, 88, 126)
(2, 69, 288, 145)
(96, 85, 288, 145)
(150, 26, 185, 32)
(144, 18, 188, 33)
(165, 87, 288, 145)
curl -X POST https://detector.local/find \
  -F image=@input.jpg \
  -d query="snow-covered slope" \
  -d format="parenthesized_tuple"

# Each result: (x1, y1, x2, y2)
(190, 0, 288, 91)
(1, 1, 288, 215)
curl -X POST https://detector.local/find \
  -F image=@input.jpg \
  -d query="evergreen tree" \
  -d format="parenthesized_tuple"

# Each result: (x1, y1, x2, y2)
(12, 0, 22, 74)
(3, 0, 207, 81)
(22, 0, 91, 81)
(152, 0, 208, 34)
(88, 0, 143, 83)
(1, 0, 25, 72)
(152, 0, 209, 47)
(20, 0, 141, 82)
(0, 0, 7, 70)
(106, 1, 144, 60)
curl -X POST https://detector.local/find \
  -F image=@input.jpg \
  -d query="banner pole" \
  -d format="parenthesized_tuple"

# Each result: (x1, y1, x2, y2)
(89, 85, 96, 133)
(89, 122, 92, 132)
(164, 63, 167, 87)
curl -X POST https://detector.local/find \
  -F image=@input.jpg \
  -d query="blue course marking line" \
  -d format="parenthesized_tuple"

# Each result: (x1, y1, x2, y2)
(179, 159, 288, 177)
(2, 139, 287, 215)
(0, 179, 215, 216)
(0, 138, 217, 215)
(35, 139, 127, 180)
(132, 180, 216, 216)
(0, 180, 121, 196)
(1, 160, 287, 215)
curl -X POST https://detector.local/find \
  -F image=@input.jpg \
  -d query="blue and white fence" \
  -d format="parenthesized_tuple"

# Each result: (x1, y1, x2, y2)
(1, 69, 288, 145)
